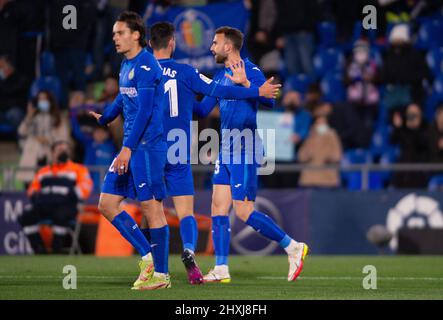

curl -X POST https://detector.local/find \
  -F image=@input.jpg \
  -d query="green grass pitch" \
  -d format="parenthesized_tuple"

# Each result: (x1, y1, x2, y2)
(1, 255, 443, 300)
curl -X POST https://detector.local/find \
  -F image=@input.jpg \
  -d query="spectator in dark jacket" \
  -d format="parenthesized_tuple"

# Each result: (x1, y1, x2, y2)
(382, 24, 430, 111)
(391, 103, 430, 188)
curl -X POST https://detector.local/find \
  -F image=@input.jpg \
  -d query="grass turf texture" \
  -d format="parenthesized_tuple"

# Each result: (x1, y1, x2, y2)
(0, 255, 442, 300)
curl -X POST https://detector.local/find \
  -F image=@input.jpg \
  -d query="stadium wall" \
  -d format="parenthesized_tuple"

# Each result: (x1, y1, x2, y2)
(1, 190, 443, 255)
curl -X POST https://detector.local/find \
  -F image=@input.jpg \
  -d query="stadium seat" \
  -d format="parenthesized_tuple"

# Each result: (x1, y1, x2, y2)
(368, 146, 399, 190)
(415, 19, 443, 50)
(317, 21, 337, 49)
(428, 174, 443, 191)
(313, 48, 344, 79)
(284, 73, 315, 95)
(320, 72, 345, 103)
(426, 47, 443, 77)
(424, 74, 443, 121)
(341, 148, 372, 190)
(29, 51, 62, 103)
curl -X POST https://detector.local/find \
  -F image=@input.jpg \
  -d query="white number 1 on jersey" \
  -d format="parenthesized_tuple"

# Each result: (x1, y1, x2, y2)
(165, 79, 178, 117)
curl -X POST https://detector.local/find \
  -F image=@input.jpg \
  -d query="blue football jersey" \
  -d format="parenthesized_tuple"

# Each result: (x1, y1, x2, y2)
(118, 48, 165, 150)
(158, 58, 262, 161)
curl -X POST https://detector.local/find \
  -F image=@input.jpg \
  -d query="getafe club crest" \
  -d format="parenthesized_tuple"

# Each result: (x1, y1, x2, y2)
(128, 68, 135, 80)
(174, 9, 214, 55)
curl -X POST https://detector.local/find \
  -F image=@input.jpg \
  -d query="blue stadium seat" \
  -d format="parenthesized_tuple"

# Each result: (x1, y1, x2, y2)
(29, 51, 62, 103)
(415, 19, 443, 50)
(284, 73, 315, 95)
(424, 74, 443, 121)
(317, 21, 337, 49)
(341, 148, 372, 190)
(368, 146, 399, 190)
(428, 174, 443, 191)
(320, 72, 345, 103)
(426, 47, 443, 77)
(313, 48, 344, 79)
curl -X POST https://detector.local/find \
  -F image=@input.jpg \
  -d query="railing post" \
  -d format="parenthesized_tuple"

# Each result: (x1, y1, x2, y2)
(361, 165, 369, 191)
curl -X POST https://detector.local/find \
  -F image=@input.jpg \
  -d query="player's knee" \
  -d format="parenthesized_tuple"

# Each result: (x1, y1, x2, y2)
(211, 196, 229, 215)
(98, 200, 118, 221)
(233, 201, 254, 222)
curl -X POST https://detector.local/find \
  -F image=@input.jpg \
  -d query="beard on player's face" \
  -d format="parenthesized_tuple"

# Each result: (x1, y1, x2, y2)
(213, 50, 228, 63)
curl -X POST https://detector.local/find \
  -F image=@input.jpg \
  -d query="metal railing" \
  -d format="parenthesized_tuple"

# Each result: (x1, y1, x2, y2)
(2, 163, 443, 192)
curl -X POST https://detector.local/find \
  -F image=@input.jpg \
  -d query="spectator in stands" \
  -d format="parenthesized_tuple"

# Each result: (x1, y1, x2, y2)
(18, 141, 93, 254)
(0, 55, 28, 132)
(281, 90, 312, 148)
(298, 104, 342, 188)
(16, 90, 70, 185)
(382, 24, 430, 112)
(274, 0, 320, 76)
(391, 103, 430, 188)
(428, 104, 443, 164)
(70, 113, 116, 193)
(344, 39, 380, 148)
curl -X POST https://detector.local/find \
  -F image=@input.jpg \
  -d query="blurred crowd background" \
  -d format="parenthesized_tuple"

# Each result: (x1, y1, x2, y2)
(1, 0, 443, 193)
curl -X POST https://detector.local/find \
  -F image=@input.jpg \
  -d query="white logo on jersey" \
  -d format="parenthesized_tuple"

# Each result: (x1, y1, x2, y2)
(140, 65, 151, 71)
(120, 87, 138, 97)
(199, 73, 213, 84)
(252, 67, 261, 71)
(138, 183, 146, 188)
(234, 184, 242, 188)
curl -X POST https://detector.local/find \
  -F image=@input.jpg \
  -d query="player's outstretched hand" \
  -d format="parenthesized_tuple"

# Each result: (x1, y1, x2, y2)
(89, 111, 102, 123)
(225, 60, 250, 87)
(114, 146, 132, 175)
(259, 77, 281, 99)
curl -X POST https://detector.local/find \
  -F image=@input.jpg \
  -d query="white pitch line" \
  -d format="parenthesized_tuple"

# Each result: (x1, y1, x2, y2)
(257, 276, 443, 281)
(1, 275, 443, 281)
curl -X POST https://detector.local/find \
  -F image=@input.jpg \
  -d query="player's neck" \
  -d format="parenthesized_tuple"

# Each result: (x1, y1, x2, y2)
(125, 46, 143, 60)
(153, 49, 172, 60)
(225, 52, 242, 68)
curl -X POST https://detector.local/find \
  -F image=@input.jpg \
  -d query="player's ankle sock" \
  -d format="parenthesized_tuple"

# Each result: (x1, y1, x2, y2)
(280, 236, 299, 254)
(212, 216, 230, 266)
(141, 228, 151, 242)
(112, 211, 151, 257)
(141, 252, 152, 262)
(214, 264, 229, 274)
(180, 215, 197, 252)
(150, 225, 170, 274)
(246, 210, 287, 243)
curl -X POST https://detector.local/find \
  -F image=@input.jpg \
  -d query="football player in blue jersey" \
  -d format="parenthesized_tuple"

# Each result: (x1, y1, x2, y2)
(89, 11, 170, 290)
(192, 27, 309, 283)
(148, 22, 280, 284)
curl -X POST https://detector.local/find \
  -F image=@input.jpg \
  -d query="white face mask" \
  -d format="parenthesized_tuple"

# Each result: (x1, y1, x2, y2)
(316, 124, 329, 135)
(354, 50, 369, 64)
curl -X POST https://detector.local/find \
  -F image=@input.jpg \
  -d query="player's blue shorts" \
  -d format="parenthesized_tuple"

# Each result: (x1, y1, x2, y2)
(212, 152, 259, 201)
(164, 163, 194, 197)
(102, 148, 166, 201)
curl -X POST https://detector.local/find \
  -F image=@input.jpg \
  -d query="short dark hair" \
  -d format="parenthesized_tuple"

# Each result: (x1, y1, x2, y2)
(150, 22, 175, 50)
(116, 11, 147, 47)
(215, 26, 244, 51)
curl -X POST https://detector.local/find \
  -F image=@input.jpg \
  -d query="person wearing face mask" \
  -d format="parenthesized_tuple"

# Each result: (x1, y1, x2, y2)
(18, 141, 93, 254)
(282, 90, 312, 147)
(391, 103, 430, 188)
(382, 24, 430, 111)
(297, 103, 343, 188)
(345, 40, 380, 148)
(16, 90, 70, 185)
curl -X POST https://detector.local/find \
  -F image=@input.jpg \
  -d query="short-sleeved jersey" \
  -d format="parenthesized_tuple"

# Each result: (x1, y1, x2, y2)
(119, 48, 165, 150)
(212, 59, 273, 155)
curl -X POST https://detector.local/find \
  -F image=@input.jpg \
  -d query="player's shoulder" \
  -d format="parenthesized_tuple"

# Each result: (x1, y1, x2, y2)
(137, 49, 162, 72)
(244, 59, 264, 76)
